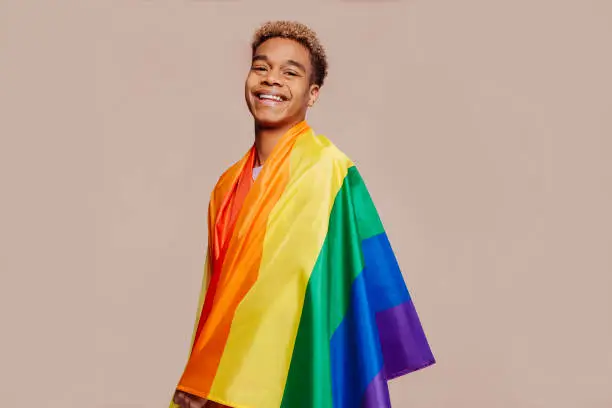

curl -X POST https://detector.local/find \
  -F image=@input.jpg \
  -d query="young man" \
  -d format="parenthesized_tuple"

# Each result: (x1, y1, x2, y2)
(171, 21, 435, 408)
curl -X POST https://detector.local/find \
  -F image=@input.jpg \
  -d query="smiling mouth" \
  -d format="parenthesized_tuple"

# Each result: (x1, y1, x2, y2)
(255, 92, 287, 103)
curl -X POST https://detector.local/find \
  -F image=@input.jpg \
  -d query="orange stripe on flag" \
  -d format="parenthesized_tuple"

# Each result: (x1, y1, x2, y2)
(177, 121, 310, 399)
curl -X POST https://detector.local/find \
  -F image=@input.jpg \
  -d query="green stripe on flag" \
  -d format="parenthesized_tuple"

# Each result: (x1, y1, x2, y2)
(280, 166, 384, 408)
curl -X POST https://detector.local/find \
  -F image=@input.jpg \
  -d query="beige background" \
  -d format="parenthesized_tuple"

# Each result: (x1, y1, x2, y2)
(1, 0, 611, 407)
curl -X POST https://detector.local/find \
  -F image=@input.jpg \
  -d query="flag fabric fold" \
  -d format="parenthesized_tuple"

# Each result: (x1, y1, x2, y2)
(170, 121, 435, 408)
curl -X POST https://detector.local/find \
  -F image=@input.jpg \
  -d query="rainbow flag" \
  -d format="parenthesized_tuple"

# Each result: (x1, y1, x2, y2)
(170, 121, 435, 408)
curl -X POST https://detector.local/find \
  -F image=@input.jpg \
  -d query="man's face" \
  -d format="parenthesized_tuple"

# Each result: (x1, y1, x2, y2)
(245, 37, 319, 129)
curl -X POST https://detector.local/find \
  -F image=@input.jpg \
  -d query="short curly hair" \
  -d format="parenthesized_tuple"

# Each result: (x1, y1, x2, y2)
(251, 20, 328, 87)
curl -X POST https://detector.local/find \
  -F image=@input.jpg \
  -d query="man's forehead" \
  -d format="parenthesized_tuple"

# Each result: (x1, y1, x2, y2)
(252, 54, 308, 73)
(251, 46, 310, 72)
(254, 38, 309, 59)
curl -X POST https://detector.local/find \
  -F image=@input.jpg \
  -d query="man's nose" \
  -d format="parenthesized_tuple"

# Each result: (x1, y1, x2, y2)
(262, 69, 282, 86)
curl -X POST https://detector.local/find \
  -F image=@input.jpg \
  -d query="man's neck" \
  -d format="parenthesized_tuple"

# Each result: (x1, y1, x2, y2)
(254, 120, 303, 166)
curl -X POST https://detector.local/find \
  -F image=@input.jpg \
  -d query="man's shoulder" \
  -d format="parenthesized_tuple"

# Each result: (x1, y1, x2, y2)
(306, 133, 354, 168)
(210, 155, 245, 199)
(216, 157, 244, 183)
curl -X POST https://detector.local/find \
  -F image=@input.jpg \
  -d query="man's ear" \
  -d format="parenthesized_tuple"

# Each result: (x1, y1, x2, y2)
(308, 84, 320, 107)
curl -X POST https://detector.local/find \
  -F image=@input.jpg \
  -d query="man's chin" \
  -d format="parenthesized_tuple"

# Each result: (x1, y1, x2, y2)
(252, 114, 289, 130)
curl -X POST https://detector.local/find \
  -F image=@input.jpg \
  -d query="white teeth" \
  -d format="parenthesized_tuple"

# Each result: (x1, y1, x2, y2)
(259, 94, 283, 102)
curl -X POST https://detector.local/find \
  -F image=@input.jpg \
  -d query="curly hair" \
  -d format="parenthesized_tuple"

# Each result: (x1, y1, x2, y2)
(251, 20, 328, 87)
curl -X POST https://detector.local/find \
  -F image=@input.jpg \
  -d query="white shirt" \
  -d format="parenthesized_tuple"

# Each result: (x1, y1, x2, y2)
(253, 166, 262, 180)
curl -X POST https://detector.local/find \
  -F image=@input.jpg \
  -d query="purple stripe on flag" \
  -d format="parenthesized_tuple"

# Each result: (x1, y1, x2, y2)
(360, 369, 391, 408)
(376, 299, 436, 379)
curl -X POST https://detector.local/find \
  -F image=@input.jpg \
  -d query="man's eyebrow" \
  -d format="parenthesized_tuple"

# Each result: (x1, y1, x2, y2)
(251, 55, 307, 72)
(252, 55, 269, 63)
(285, 59, 307, 72)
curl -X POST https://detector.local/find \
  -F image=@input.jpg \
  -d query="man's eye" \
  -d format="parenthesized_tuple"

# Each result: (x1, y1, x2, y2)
(252, 66, 266, 71)
(285, 71, 297, 76)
